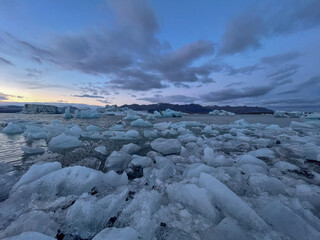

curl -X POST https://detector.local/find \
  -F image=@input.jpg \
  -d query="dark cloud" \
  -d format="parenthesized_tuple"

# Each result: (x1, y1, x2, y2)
(201, 85, 274, 102)
(219, 0, 320, 55)
(138, 94, 197, 103)
(296, 75, 320, 89)
(0, 92, 11, 101)
(0, 56, 14, 66)
(261, 51, 301, 65)
(226, 64, 262, 75)
(267, 64, 300, 81)
(16, 80, 65, 89)
(96, 99, 111, 104)
(31, 56, 43, 64)
(73, 94, 104, 99)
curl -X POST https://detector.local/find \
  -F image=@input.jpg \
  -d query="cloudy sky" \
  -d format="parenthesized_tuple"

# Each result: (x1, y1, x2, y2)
(0, 0, 319, 110)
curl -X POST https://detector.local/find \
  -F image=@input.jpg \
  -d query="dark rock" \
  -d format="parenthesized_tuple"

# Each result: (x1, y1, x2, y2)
(305, 159, 320, 166)
(276, 140, 281, 144)
(90, 187, 99, 196)
(56, 230, 65, 240)
(61, 200, 75, 210)
(126, 191, 136, 201)
(127, 166, 143, 180)
(106, 216, 117, 228)
(288, 169, 314, 179)
(160, 222, 167, 227)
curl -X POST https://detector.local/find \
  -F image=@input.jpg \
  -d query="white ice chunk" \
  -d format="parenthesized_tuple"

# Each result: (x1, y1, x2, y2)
(143, 130, 158, 138)
(129, 155, 153, 168)
(11, 162, 62, 193)
(93, 227, 140, 240)
(23, 125, 46, 139)
(259, 200, 320, 240)
(166, 183, 218, 221)
(1, 123, 23, 134)
(65, 125, 83, 138)
(123, 114, 140, 121)
(237, 154, 267, 168)
(2, 232, 55, 240)
(105, 151, 132, 171)
(151, 138, 182, 155)
(66, 188, 128, 238)
(249, 148, 275, 159)
(48, 133, 83, 151)
(161, 109, 182, 118)
(63, 106, 73, 119)
(120, 143, 141, 155)
(203, 218, 250, 240)
(199, 173, 268, 231)
(153, 122, 171, 131)
(130, 119, 152, 127)
(94, 146, 107, 155)
(75, 109, 100, 119)
(0, 211, 58, 239)
(21, 146, 44, 155)
(248, 173, 285, 195)
(86, 125, 100, 132)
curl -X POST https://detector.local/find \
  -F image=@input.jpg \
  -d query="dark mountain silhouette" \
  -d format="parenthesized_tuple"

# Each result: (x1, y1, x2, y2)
(121, 103, 273, 114)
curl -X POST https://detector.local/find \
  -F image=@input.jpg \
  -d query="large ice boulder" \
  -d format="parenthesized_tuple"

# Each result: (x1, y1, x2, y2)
(63, 106, 73, 119)
(1, 123, 24, 134)
(2, 232, 55, 240)
(23, 125, 47, 139)
(48, 133, 83, 151)
(105, 151, 132, 171)
(66, 188, 128, 238)
(161, 109, 182, 118)
(22, 104, 63, 114)
(131, 119, 152, 127)
(199, 173, 268, 231)
(150, 138, 182, 155)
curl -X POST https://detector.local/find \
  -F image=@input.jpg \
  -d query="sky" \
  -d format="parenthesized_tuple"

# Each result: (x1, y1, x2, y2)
(0, 0, 319, 111)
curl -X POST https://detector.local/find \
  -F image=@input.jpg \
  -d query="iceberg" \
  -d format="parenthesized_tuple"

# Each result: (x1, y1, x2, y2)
(131, 118, 153, 127)
(1, 123, 24, 134)
(209, 109, 235, 116)
(150, 138, 182, 155)
(21, 146, 44, 155)
(48, 133, 83, 151)
(93, 227, 141, 240)
(63, 106, 73, 119)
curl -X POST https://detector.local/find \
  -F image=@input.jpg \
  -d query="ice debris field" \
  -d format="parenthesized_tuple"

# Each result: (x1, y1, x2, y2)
(1, 108, 320, 240)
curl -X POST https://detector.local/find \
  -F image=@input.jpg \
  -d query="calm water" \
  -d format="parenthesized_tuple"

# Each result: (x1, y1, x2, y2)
(0, 113, 306, 168)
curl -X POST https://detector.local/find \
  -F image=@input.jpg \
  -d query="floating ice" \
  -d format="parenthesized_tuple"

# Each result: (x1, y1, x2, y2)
(21, 146, 44, 155)
(153, 122, 171, 131)
(1, 123, 24, 134)
(161, 109, 182, 118)
(23, 125, 46, 139)
(143, 129, 158, 138)
(123, 114, 141, 121)
(48, 133, 83, 151)
(120, 143, 141, 155)
(209, 109, 235, 116)
(63, 106, 73, 119)
(94, 146, 107, 155)
(130, 118, 152, 127)
(86, 125, 100, 132)
(150, 138, 182, 155)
